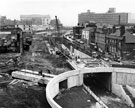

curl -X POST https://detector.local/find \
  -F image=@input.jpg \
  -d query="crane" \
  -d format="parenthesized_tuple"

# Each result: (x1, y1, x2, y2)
(55, 16, 60, 37)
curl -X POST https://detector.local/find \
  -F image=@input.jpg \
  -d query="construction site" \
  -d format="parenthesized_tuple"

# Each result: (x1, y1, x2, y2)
(0, 24, 72, 108)
(1, 16, 135, 108)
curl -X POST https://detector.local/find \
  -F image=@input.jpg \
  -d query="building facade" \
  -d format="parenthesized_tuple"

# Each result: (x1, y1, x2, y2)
(0, 16, 15, 26)
(95, 31, 106, 53)
(106, 33, 123, 60)
(20, 15, 51, 26)
(106, 31, 135, 60)
(78, 8, 135, 26)
(73, 26, 84, 39)
(82, 27, 93, 44)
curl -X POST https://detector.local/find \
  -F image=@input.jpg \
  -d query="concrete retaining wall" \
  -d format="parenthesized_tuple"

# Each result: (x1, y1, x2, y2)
(115, 72, 135, 86)
(112, 83, 134, 107)
(68, 75, 79, 88)
(46, 70, 83, 108)
(46, 67, 135, 108)
(126, 85, 135, 98)
(110, 68, 135, 86)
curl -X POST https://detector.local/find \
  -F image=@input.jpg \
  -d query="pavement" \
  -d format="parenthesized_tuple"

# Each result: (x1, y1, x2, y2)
(67, 57, 109, 70)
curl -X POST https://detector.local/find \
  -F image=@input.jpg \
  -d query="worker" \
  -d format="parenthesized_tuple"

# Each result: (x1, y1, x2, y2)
(39, 70, 43, 76)
(47, 69, 51, 74)
(75, 56, 77, 61)
(77, 56, 81, 63)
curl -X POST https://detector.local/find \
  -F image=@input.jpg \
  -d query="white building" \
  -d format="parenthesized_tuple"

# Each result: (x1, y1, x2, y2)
(20, 14, 51, 26)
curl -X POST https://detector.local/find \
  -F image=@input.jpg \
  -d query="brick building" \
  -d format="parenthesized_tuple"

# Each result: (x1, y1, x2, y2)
(95, 29, 106, 53)
(106, 30, 135, 60)
(73, 26, 84, 39)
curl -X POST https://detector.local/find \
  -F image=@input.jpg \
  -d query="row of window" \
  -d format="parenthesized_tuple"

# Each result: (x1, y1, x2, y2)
(82, 31, 89, 40)
(109, 46, 121, 56)
(106, 39, 121, 48)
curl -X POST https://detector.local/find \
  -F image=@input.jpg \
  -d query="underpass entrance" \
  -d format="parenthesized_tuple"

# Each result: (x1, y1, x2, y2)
(83, 72, 112, 95)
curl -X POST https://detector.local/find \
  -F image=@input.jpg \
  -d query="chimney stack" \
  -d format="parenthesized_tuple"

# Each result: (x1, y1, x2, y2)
(87, 10, 90, 13)
(120, 25, 125, 36)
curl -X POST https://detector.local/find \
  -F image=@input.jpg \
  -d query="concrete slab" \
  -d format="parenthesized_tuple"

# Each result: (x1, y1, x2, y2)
(12, 70, 54, 84)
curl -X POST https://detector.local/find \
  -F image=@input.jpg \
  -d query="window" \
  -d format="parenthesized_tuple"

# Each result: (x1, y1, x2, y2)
(106, 39, 108, 43)
(109, 46, 111, 52)
(59, 79, 67, 90)
(112, 40, 114, 44)
(114, 47, 116, 53)
(115, 40, 117, 44)
(118, 41, 121, 48)
(118, 50, 121, 56)
(112, 46, 114, 53)
(110, 39, 112, 43)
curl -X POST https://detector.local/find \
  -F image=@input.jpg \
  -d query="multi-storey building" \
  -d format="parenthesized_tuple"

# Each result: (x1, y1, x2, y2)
(0, 16, 6, 26)
(73, 26, 84, 39)
(82, 27, 93, 44)
(0, 16, 15, 26)
(95, 29, 106, 53)
(106, 30, 135, 60)
(78, 8, 135, 26)
(73, 19, 135, 60)
(20, 15, 51, 26)
(106, 31, 123, 60)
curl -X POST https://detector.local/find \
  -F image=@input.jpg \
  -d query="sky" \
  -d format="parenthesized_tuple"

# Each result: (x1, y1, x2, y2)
(0, 0, 135, 26)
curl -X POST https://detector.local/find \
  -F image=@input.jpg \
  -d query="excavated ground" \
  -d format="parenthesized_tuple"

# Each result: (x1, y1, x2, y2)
(0, 34, 71, 108)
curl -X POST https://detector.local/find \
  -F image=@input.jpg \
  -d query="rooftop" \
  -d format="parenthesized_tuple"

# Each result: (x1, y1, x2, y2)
(20, 14, 50, 19)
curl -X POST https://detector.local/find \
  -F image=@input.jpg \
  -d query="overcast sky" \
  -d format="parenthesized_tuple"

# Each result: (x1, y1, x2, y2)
(0, 0, 135, 26)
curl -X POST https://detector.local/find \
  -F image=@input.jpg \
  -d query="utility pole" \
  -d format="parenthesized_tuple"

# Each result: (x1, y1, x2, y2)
(20, 31, 23, 54)
(17, 30, 23, 54)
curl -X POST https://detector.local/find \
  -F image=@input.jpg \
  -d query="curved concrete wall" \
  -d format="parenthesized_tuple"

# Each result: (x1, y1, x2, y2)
(46, 67, 135, 108)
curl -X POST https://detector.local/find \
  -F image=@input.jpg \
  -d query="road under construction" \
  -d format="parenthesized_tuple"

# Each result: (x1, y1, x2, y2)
(1, 17, 135, 108)
(45, 29, 135, 108)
